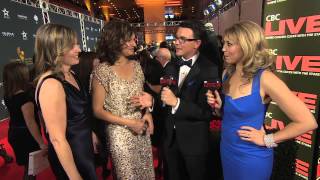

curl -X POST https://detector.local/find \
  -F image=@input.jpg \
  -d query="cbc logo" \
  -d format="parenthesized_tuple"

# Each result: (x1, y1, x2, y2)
(266, 14, 280, 22)
(270, 49, 278, 55)
(265, 112, 273, 119)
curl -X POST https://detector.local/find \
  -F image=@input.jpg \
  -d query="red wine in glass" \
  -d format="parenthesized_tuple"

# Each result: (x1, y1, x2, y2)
(160, 75, 177, 107)
(204, 80, 221, 108)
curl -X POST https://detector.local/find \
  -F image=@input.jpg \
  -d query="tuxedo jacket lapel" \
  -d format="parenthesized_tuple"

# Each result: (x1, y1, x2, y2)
(178, 60, 200, 94)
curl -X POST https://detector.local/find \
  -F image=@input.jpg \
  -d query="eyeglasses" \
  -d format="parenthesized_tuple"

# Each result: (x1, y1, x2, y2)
(174, 36, 198, 44)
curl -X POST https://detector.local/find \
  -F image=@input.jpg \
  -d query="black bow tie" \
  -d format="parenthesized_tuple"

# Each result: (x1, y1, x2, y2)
(179, 59, 192, 68)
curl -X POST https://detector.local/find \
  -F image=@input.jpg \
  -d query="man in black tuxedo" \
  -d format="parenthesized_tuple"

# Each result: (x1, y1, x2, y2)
(160, 21, 219, 180)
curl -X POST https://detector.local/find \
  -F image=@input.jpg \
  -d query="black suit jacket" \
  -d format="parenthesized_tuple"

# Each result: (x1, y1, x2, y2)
(162, 54, 219, 155)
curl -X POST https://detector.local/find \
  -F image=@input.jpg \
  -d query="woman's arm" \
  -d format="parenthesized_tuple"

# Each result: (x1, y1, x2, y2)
(238, 71, 318, 146)
(39, 78, 82, 180)
(21, 102, 46, 149)
(130, 92, 154, 110)
(91, 77, 145, 134)
(261, 71, 317, 143)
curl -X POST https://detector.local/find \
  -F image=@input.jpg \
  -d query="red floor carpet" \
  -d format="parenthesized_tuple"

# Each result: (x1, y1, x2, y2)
(0, 119, 161, 180)
(0, 119, 57, 180)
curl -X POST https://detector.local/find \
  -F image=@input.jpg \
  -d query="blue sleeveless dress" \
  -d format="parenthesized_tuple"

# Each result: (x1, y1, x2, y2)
(221, 70, 273, 180)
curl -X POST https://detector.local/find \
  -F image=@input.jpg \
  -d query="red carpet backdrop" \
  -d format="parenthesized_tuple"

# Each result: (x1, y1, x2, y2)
(262, 0, 320, 179)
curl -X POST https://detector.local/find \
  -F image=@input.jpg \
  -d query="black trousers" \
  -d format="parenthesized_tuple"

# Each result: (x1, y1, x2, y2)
(163, 131, 208, 180)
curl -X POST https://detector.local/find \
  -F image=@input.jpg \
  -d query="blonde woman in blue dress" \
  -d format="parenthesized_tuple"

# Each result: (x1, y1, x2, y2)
(206, 21, 317, 180)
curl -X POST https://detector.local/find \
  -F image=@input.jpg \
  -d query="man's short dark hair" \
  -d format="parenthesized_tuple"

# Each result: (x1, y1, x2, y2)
(178, 20, 206, 40)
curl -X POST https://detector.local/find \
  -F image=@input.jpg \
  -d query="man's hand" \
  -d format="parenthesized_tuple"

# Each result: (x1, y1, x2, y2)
(161, 87, 178, 107)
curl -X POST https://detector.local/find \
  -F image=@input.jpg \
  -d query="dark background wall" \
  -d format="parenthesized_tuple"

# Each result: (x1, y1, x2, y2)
(0, 0, 102, 120)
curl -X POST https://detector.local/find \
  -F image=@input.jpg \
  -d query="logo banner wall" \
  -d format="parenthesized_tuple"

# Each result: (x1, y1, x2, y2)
(0, 0, 104, 121)
(263, 0, 320, 179)
(0, 0, 43, 120)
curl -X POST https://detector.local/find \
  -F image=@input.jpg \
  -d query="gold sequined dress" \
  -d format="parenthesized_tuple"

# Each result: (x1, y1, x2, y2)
(93, 61, 155, 180)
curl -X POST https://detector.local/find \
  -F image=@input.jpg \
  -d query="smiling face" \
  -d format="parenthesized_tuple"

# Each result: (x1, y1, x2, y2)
(120, 34, 136, 57)
(222, 36, 244, 65)
(62, 40, 81, 66)
(174, 27, 201, 59)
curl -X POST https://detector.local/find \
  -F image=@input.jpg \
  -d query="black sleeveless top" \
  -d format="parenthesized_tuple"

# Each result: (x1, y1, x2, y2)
(36, 74, 97, 180)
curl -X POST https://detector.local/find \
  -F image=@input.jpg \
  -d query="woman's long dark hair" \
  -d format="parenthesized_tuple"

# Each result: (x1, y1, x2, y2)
(3, 61, 30, 98)
(71, 52, 98, 93)
(97, 20, 135, 65)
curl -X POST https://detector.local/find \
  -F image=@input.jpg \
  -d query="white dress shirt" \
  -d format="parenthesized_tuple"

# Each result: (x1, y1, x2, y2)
(172, 52, 199, 114)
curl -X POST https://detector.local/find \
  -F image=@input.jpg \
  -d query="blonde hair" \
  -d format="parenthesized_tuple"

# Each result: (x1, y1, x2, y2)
(224, 21, 274, 81)
(34, 23, 77, 82)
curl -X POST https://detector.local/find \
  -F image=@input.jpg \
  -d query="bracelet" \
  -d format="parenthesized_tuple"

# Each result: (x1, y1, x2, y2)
(264, 134, 278, 148)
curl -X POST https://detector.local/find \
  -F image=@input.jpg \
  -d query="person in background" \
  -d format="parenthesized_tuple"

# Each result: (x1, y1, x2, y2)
(71, 52, 111, 179)
(3, 61, 47, 180)
(0, 144, 13, 165)
(149, 46, 159, 60)
(138, 49, 163, 95)
(154, 46, 174, 178)
(34, 23, 97, 180)
(202, 22, 223, 78)
(161, 20, 219, 180)
(159, 41, 180, 65)
(137, 49, 165, 178)
(159, 41, 168, 48)
(72, 52, 100, 93)
(206, 21, 318, 180)
(156, 47, 171, 69)
(92, 20, 155, 179)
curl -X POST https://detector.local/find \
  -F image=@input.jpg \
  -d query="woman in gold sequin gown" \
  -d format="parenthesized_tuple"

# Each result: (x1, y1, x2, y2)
(92, 20, 155, 179)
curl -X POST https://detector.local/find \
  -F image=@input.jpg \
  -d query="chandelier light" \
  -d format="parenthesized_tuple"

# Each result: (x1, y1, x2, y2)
(203, 9, 210, 16)
(203, 0, 224, 17)
(215, 0, 223, 7)
(208, 3, 216, 12)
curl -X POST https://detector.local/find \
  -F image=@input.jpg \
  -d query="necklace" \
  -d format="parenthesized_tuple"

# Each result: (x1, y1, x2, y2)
(64, 71, 73, 78)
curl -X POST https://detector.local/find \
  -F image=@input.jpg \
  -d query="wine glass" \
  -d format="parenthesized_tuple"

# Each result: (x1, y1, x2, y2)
(203, 79, 221, 108)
